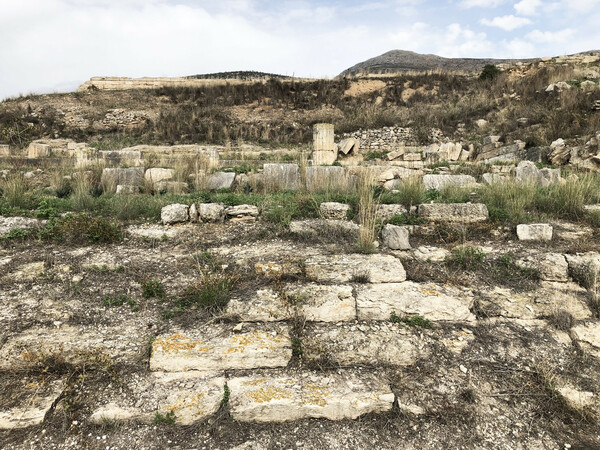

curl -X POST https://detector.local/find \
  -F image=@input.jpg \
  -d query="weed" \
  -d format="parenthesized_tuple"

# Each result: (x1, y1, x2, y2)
(446, 246, 487, 270)
(292, 337, 303, 357)
(175, 272, 235, 313)
(390, 311, 433, 329)
(40, 214, 122, 244)
(350, 270, 371, 283)
(153, 410, 177, 426)
(386, 213, 424, 226)
(548, 310, 574, 331)
(356, 170, 379, 254)
(142, 279, 166, 299)
(2, 228, 30, 241)
(220, 384, 230, 408)
(363, 150, 388, 161)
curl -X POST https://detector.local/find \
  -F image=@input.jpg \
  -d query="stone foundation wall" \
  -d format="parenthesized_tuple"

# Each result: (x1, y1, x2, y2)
(341, 127, 416, 151)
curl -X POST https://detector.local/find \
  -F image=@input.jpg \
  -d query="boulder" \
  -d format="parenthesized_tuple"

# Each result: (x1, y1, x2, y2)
(320, 202, 351, 220)
(198, 203, 226, 222)
(263, 164, 300, 191)
(207, 172, 236, 190)
(515, 161, 560, 186)
(382, 224, 411, 250)
(101, 167, 145, 193)
(418, 203, 489, 223)
(516, 224, 553, 241)
(423, 174, 476, 191)
(161, 204, 189, 225)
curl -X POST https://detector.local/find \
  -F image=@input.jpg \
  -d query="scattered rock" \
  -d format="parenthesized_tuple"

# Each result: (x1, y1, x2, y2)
(226, 204, 259, 222)
(198, 203, 226, 223)
(319, 202, 351, 220)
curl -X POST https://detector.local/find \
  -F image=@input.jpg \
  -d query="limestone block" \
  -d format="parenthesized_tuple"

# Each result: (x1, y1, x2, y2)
(154, 181, 188, 194)
(476, 282, 591, 320)
(101, 167, 145, 193)
(515, 161, 561, 186)
(303, 322, 426, 367)
(145, 168, 174, 184)
(571, 323, 600, 360)
(0, 377, 65, 430)
(116, 184, 140, 195)
(100, 150, 144, 167)
(312, 150, 338, 166)
(189, 203, 199, 222)
(319, 202, 350, 220)
(375, 204, 409, 221)
(283, 284, 356, 322)
(313, 123, 335, 151)
(226, 204, 259, 222)
(228, 371, 394, 422)
(89, 372, 225, 426)
(0, 144, 10, 157)
(149, 324, 292, 371)
(382, 224, 411, 250)
(339, 138, 359, 155)
(557, 387, 595, 410)
(304, 254, 406, 283)
(288, 219, 359, 236)
(208, 172, 236, 190)
(418, 203, 489, 223)
(482, 173, 507, 185)
(356, 282, 475, 322)
(305, 166, 353, 192)
(423, 174, 476, 191)
(516, 253, 568, 282)
(516, 224, 553, 241)
(198, 203, 226, 222)
(387, 148, 406, 161)
(565, 252, 600, 282)
(161, 204, 189, 225)
(27, 143, 51, 159)
(263, 164, 300, 191)
(411, 246, 450, 262)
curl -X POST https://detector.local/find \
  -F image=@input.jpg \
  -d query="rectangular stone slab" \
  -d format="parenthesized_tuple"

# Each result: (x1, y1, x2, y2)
(150, 323, 292, 371)
(226, 284, 356, 323)
(228, 371, 394, 422)
(356, 282, 475, 322)
(89, 371, 225, 426)
(304, 254, 406, 283)
(303, 322, 428, 367)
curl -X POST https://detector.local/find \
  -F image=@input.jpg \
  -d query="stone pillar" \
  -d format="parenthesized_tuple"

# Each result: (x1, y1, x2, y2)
(312, 124, 338, 165)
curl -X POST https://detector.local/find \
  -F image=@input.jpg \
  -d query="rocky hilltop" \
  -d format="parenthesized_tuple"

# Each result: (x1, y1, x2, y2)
(340, 49, 600, 76)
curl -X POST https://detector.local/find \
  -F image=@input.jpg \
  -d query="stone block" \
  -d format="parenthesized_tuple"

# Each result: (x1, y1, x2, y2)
(313, 123, 335, 151)
(516, 224, 553, 241)
(418, 203, 489, 223)
(198, 203, 226, 222)
(263, 164, 300, 191)
(207, 172, 236, 190)
(423, 174, 476, 191)
(144, 168, 174, 184)
(382, 224, 411, 250)
(319, 202, 350, 220)
(101, 167, 145, 193)
(161, 204, 189, 224)
(304, 254, 406, 283)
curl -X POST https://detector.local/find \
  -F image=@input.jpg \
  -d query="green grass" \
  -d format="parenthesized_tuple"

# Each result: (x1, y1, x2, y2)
(153, 410, 176, 426)
(391, 311, 432, 329)
(446, 246, 487, 270)
(141, 279, 166, 299)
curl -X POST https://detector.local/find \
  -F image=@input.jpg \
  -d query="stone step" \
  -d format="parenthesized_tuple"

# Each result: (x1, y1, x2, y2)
(149, 323, 292, 372)
(356, 282, 475, 322)
(304, 254, 406, 283)
(228, 371, 394, 422)
(226, 284, 355, 322)
(0, 325, 146, 370)
(0, 376, 65, 430)
(303, 322, 429, 367)
(89, 371, 225, 426)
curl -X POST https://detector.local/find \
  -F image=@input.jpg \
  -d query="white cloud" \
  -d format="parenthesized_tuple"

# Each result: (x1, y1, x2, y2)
(460, 0, 508, 8)
(481, 15, 533, 30)
(514, 0, 542, 16)
(526, 28, 574, 43)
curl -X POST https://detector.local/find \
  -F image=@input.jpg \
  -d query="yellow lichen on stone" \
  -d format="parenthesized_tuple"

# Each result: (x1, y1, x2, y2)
(165, 392, 207, 414)
(246, 386, 292, 404)
(153, 334, 213, 354)
(302, 384, 330, 407)
(418, 286, 441, 297)
(224, 331, 289, 355)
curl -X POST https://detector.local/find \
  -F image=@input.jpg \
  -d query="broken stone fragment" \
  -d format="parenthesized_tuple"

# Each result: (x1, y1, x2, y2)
(516, 223, 553, 241)
(161, 204, 189, 225)
(418, 203, 489, 223)
(382, 224, 411, 250)
(319, 202, 351, 220)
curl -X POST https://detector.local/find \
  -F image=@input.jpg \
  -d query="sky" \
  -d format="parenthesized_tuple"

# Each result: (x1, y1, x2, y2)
(1, 0, 599, 100)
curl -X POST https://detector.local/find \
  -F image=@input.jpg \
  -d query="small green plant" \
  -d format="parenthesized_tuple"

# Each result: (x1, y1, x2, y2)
(446, 246, 487, 270)
(391, 311, 432, 329)
(103, 294, 138, 311)
(176, 273, 235, 311)
(220, 384, 230, 408)
(36, 198, 59, 219)
(292, 337, 303, 357)
(160, 233, 169, 242)
(386, 214, 424, 226)
(2, 228, 30, 241)
(142, 279, 166, 299)
(153, 410, 176, 425)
